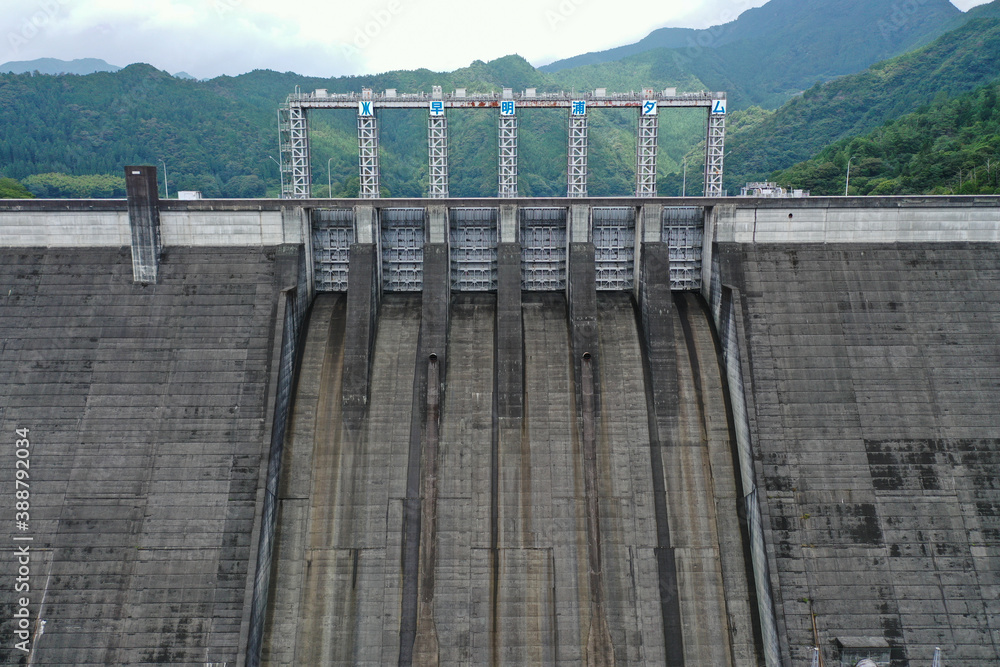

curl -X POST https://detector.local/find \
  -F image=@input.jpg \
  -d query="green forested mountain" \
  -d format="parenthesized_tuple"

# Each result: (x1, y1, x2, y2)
(723, 17, 1000, 191)
(0, 55, 707, 198)
(770, 81, 1000, 195)
(2, 1, 1000, 199)
(544, 0, 965, 109)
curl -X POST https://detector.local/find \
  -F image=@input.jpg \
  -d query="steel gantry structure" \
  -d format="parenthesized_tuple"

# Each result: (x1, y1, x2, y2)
(278, 87, 727, 199)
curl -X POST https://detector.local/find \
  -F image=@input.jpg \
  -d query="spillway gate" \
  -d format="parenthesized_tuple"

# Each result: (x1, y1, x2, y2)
(310, 202, 707, 294)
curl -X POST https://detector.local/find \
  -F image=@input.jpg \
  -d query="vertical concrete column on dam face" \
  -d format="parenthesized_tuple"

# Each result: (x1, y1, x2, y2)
(124, 165, 161, 283)
(568, 204, 599, 390)
(497, 204, 523, 421)
(494, 202, 534, 663)
(342, 205, 380, 420)
(636, 203, 663, 303)
(565, 202, 617, 665)
(400, 205, 450, 665)
(636, 242, 687, 667)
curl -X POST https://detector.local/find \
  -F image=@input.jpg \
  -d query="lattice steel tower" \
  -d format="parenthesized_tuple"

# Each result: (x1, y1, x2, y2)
(428, 87, 449, 198)
(567, 102, 588, 197)
(357, 89, 381, 199)
(704, 103, 726, 197)
(278, 99, 310, 198)
(498, 90, 518, 198)
(636, 95, 659, 197)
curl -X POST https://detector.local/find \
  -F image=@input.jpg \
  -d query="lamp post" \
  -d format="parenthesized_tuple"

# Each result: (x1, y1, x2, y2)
(682, 158, 687, 197)
(267, 156, 283, 199)
(161, 160, 169, 199)
(328, 157, 334, 198)
(845, 155, 856, 196)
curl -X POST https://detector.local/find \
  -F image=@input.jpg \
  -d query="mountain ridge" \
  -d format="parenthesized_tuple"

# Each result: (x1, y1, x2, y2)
(542, 0, 963, 73)
(544, 0, 966, 108)
(724, 16, 1000, 188)
(0, 57, 121, 75)
(3, 2, 1000, 198)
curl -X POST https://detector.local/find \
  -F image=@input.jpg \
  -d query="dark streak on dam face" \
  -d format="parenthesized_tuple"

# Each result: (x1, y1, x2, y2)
(2, 195, 999, 667)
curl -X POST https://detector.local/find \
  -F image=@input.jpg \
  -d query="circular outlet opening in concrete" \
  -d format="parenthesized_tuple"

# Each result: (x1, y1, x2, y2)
(582, 352, 592, 361)
(428, 353, 438, 362)
(788, 213, 794, 219)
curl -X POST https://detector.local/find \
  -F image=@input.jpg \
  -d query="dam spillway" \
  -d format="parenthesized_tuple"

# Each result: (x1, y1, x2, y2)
(260, 289, 753, 665)
(1, 192, 999, 666)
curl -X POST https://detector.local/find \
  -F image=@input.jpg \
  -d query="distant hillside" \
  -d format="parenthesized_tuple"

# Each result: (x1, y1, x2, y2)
(723, 17, 1000, 190)
(4, 5, 1000, 199)
(0, 57, 121, 75)
(544, 0, 961, 72)
(0, 56, 664, 198)
(543, 0, 964, 108)
(771, 79, 1000, 195)
(967, 0, 1000, 19)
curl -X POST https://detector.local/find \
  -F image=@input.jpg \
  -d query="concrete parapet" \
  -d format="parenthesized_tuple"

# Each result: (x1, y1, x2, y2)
(0, 206, 301, 248)
(159, 210, 286, 245)
(714, 204, 1000, 244)
(0, 210, 130, 246)
(4, 196, 999, 255)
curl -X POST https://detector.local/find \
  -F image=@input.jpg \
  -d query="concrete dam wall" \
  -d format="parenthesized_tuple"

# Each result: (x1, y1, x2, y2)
(0, 245, 293, 665)
(0, 194, 998, 666)
(713, 240, 1000, 667)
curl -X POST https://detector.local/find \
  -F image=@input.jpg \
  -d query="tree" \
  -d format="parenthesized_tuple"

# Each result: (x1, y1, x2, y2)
(22, 173, 125, 198)
(0, 177, 33, 198)
(222, 175, 266, 198)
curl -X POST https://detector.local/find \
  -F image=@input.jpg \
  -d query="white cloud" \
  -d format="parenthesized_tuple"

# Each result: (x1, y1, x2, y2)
(0, 0, 994, 77)
(951, 0, 987, 9)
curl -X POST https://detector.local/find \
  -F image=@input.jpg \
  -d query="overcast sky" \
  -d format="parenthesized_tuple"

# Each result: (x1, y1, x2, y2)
(0, 0, 992, 79)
